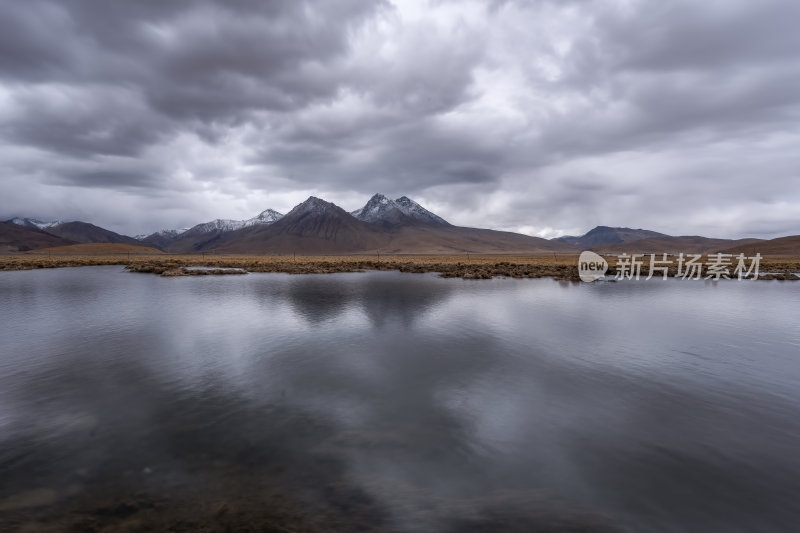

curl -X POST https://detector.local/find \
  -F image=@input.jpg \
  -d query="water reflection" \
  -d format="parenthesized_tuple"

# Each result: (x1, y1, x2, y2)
(1, 267, 799, 532)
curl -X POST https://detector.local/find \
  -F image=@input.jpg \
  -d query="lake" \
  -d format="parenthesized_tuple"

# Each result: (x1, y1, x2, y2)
(1, 266, 799, 532)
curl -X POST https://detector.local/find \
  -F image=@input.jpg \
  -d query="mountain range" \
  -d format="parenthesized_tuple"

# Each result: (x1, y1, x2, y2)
(142, 195, 571, 254)
(3, 195, 799, 255)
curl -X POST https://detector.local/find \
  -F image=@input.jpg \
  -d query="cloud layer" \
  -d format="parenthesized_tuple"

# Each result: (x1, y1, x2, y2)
(1, 0, 798, 238)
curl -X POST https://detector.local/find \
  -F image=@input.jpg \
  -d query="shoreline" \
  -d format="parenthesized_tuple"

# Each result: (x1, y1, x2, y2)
(1, 254, 799, 281)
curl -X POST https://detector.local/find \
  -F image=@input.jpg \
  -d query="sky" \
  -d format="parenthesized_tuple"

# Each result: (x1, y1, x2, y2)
(0, 0, 798, 239)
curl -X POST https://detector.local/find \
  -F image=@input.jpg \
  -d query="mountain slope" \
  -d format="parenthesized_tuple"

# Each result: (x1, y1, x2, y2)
(591, 236, 764, 254)
(374, 225, 575, 254)
(721, 235, 800, 256)
(394, 196, 450, 225)
(45, 221, 142, 245)
(0, 221, 76, 251)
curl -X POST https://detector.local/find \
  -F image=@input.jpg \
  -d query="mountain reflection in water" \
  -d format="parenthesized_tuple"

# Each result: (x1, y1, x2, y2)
(1, 267, 799, 532)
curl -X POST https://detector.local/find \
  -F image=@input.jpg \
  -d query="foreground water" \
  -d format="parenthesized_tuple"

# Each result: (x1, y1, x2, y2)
(1, 266, 799, 532)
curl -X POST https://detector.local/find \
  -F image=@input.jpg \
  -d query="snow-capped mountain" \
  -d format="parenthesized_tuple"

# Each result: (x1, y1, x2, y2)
(284, 196, 341, 218)
(351, 194, 400, 223)
(7, 217, 64, 229)
(351, 194, 450, 226)
(138, 209, 284, 243)
(189, 219, 249, 234)
(134, 228, 189, 241)
(245, 208, 283, 226)
(188, 208, 285, 234)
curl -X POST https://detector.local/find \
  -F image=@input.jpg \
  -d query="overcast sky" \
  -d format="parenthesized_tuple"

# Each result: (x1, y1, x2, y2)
(1, 0, 798, 238)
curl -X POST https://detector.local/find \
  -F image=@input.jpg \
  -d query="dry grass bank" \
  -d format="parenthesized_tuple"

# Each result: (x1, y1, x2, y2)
(1, 253, 798, 281)
(26, 242, 164, 255)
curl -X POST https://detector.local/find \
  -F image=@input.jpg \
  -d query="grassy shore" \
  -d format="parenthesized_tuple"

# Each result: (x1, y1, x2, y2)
(2, 253, 799, 280)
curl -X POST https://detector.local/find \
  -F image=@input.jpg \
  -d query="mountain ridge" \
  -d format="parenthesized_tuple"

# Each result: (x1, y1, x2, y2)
(6, 201, 798, 256)
(554, 226, 669, 248)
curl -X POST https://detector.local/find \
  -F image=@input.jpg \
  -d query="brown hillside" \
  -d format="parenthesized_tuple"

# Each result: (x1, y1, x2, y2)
(46, 221, 142, 245)
(592, 236, 764, 254)
(0, 221, 76, 252)
(209, 221, 574, 255)
(721, 235, 800, 256)
(29, 243, 164, 255)
(372, 225, 575, 254)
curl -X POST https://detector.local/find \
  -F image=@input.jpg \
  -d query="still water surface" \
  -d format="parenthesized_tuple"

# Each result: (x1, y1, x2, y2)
(1, 266, 799, 532)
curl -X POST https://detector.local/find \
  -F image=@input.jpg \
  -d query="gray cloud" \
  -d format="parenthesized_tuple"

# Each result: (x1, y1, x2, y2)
(0, 0, 798, 238)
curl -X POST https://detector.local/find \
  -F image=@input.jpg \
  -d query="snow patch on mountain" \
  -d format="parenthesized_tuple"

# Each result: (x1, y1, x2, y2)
(136, 228, 190, 241)
(140, 209, 284, 240)
(244, 208, 283, 226)
(8, 217, 64, 229)
(191, 219, 249, 233)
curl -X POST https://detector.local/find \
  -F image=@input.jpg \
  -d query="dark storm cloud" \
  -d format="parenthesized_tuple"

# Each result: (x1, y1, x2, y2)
(0, 0, 383, 128)
(2, 85, 169, 158)
(54, 169, 161, 190)
(603, 1, 800, 71)
(0, 0, 798, 237)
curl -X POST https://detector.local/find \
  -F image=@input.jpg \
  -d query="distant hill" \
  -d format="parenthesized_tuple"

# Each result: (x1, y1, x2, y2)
(0, 221, 75, 252)
(137, 229, 188, 250)
(721, 235, 800, 256)
(592, 236, 764, 255)
(29, 243, 163, 255)
(45, 221, 142, 245)
(554, 226, 668, 248)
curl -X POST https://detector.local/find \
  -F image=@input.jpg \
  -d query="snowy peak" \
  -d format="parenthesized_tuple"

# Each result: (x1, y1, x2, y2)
(287, 196, 339, 217)
(137, 208, 284, 245)
(192, 209, 285, 233)
(350, 194, 450, 226)
(248, 209, 283, 225)
(8, 217, 64, 230)
(351, 193, 405, 223)
(191, 219, 246, 233)
(136, 228, 189, 242)
(156, 228, 190, 238)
